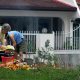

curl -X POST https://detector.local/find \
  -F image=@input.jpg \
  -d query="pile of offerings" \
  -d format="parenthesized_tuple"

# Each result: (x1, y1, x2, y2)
(0, 45, 15, 56)
(0, 45, 7, 51)
(5, 45, 15, 56)
(0, 45, 15, 62)
(0, 59, 31, 70)
(0, 45, 31, 71)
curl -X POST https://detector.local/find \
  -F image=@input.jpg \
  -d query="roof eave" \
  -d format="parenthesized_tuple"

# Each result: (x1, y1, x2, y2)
(0, 6, 77, 11)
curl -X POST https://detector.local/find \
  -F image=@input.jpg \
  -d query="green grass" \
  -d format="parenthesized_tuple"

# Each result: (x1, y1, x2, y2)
(0, 66, 80, 80)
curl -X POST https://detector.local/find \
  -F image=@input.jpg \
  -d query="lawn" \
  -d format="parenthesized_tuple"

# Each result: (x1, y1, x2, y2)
(0, 66, 80, 80)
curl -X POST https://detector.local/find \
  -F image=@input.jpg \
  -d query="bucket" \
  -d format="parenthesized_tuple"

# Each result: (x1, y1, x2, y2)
(1, 56, 14, 63)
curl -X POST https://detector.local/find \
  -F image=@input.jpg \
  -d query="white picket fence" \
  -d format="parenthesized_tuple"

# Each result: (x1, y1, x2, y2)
(20, 31, 54, 54)
(54, 32, 80, 50)
(55, 25, 80, 51)
(19, 29, 80, 54)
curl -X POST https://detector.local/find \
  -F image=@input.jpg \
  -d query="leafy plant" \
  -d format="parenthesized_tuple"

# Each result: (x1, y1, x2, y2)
(37, 39, 57, 65)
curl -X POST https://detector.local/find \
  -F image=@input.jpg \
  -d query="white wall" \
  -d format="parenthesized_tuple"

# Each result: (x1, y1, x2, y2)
(36, 33, 54, 50)
(60, 0, 75, 6)
(0, 10, 77, 35)
(0, 10, 75, 17)
(58, 0, 80, 17)
(73, 0, 80, 17)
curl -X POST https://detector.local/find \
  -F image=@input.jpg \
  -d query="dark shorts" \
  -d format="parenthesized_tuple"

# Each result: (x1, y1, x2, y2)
(15, 40, 27, 54)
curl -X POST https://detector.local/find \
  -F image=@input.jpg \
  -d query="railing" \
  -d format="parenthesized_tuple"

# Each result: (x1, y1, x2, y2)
(20, 31, 39, 54)
(20, 31, 54, 54)
(54, 31, 80, 50)
(19, 30, 80, 68)
(19, 30, 80, 54)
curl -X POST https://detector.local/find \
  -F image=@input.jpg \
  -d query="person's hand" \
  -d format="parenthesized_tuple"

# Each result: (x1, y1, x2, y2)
(13, 42, 16, 48)
(0, 45, 6, 51)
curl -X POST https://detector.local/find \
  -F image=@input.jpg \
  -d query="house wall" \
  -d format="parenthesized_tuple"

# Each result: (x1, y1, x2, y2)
(0, 10, 77, 43)
(62, 0, 75, 6)
(0, 10, 76, 33)
(62, 0, 80, 17)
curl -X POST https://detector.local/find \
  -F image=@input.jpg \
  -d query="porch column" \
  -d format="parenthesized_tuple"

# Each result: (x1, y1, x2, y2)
(63, 18, 70, 37)
(70, 19, 73, 47)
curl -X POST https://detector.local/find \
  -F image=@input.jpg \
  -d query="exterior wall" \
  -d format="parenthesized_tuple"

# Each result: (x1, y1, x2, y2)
(0, 10, 77, 40)
(0, 10, 77, 45)
(73, 0, 80, 17)
(61, 0, 80, 17)
(0, 10, 75, 17)
(0, 10, 77, 33)
(62, 0, 75, 6)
